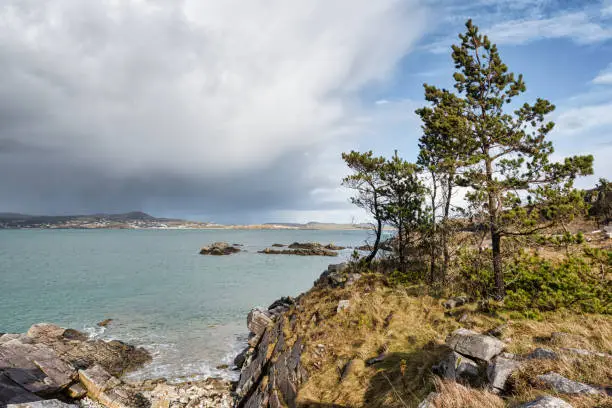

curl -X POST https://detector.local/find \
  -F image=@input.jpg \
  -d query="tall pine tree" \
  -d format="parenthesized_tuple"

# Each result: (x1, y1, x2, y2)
(430, 20, 593, 299)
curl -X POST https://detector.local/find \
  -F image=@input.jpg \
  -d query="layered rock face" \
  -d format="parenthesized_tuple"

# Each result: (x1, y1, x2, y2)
(0, 324, 233, 408)
(235, 263, 357, 407)
(235, 297, 306, 408)
(0, 323, 150, 407)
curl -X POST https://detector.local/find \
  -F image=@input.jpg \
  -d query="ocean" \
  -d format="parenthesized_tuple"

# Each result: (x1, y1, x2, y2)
(0, 229, 368, 381)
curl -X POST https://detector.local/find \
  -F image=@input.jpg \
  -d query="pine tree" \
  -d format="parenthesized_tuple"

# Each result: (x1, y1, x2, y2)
(447, 20, 593, 299)
(342, 151, 388, 264)
(416, 87, 472, 283)
(380, 151, 425, 272)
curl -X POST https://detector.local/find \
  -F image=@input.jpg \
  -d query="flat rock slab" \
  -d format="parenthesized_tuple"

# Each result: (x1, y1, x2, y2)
(0, 372, 43, 406)
(537, 372, 601, 395)
(33, 358, 75, 390)
(446, 328, 505, 362)
(518, 395, 573, 407)
(1, 340, 76, 396)
(8, 400, 78, 408)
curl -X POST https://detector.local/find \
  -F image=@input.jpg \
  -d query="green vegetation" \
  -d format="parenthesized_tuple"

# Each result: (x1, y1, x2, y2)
(293, 274, 611, 407)
(341, 19, 608, 312)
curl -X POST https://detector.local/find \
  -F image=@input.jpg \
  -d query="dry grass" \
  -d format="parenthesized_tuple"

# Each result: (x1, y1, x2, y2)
(429, 379, 505, 408)
(290, 274, 612, 408)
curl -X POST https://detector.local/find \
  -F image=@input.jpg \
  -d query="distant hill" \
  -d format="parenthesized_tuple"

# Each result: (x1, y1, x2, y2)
(0, 211, 177, 228)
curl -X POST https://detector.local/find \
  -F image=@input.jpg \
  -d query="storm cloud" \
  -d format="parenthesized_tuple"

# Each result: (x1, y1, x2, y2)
(0, 0, 427, 222)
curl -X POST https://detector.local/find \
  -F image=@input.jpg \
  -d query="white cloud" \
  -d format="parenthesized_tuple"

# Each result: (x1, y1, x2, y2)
(425, 10, 612, 53)
(0, 0, 427, 174)
(593, 63, 612, 85)
(551, 100, 612, 187)
(489, 12, 612, 45)
(0, 0, 428, 218)
(555, 102, 612, 135)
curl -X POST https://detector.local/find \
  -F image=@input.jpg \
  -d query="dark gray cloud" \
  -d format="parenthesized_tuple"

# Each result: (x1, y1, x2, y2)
(0, 0, 426, 222)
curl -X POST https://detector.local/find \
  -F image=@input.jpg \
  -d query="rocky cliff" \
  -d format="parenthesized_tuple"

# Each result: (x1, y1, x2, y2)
(234, 263, 359, 407)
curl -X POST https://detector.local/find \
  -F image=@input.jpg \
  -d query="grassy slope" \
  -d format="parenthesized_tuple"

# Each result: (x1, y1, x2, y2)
(285, 274, 611, 408)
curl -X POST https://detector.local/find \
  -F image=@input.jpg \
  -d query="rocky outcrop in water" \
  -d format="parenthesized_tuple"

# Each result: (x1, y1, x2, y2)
(199, 242, 242, 255)
(257, 248, 338, 257)
(286, 242, 347, 251)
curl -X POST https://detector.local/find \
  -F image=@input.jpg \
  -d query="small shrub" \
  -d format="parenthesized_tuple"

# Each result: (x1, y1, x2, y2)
(504, 253, 611, 314)
(388, 269, 423, 286)
(456, 248, 495, 299)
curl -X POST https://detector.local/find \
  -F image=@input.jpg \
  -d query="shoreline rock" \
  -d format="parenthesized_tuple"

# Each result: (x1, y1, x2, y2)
(0, 323, 235, 408)
(258, 247, 338, 256)
(0, 323, 151, 408)
(199, 242, 242, 256)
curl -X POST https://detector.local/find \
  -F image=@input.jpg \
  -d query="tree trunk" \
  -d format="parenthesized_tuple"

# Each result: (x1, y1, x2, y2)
(366, 216, 383, 264)
(491, 230, 504, 300)
(441, 175, 453, 283)
(484, 151, 504, 300)
(429, 172, 438, 283)
(398, 221, 405, 273)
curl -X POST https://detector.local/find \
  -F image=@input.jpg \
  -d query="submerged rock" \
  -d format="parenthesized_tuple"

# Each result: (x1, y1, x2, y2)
(96, 319, 113, 328)
(199, 242, 241, 255)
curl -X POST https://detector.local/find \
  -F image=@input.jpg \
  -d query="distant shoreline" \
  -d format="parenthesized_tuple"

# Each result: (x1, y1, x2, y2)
(1, 225, 373, 231)
(0, 211, 382, 231)
(0, 211, 378, 231)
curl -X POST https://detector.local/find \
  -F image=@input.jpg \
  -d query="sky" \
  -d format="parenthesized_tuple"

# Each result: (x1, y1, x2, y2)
(0, 0, 611, 224)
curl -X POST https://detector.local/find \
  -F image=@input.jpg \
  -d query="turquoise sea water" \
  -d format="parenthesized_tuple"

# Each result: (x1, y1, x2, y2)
(0, 229, 367, 381)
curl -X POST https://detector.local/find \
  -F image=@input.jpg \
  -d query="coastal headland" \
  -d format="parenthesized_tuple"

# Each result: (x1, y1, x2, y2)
(2, 263, 610, 408)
